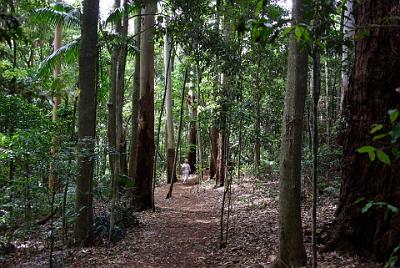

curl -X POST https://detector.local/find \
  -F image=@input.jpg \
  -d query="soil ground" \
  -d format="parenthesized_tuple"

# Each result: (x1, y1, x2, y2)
(3, 175, 381, 267)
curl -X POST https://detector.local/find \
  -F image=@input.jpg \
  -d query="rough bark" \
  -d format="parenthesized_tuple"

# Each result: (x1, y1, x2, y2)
(133, 0, 156, 211)
(327, 1, 400, 263)
(74, 0, 99, 245)
(271, 0, 308, 266)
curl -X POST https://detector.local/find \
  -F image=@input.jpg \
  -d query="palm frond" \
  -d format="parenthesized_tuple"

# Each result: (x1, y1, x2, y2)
(37, 38, 80, 77)
(105, 3, 138, 26)
(31, 7, 80, 28)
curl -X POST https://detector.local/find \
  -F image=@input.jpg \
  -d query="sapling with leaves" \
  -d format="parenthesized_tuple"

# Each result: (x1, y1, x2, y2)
(356, 109, 400, 165)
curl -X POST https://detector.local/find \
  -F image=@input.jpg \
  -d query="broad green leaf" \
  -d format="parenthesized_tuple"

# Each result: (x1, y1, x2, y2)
(354, 197, 365, 204)
(356, 146, 376, 153)
(387, 204, 399, 214)
(372, 133, 387, 141)
(282, 25, 294, 36)
(388, 109, 399, 123)
(255, 0, 264, 16)
(391, 123, 400, 143)
(362, 202, 373, 213)
(377, 150, 391, 165)
(370, 124, 383, 134)
(368, 151, 376, 161)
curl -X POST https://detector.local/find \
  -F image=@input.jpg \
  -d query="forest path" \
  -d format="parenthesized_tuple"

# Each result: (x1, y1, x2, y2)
(69, 176, 224, 267)
(7, 176, 381, 267)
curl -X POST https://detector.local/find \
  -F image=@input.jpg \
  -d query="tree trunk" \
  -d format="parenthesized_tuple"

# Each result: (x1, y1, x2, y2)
(209, 0, 220, 181)
(327, 1, 400, 263)
(209, 124, 218, 180)
(324, 58, 330, 145)
(311, 12, 321, 267)
(166, 68, 188, 199)
(216, 11, 230, 188)
(74, 0, 99, 245)
(107, 37, 118, 190)
(339, 0, 354, 115)
(128, 12, 141, 183)
(254, 57, 262, 173)
(164, 21, 176, 183)
(254, 96, 261, 171)
(187, 77, 197, 174)
(133, 0, 156, 211)
(196, 64, 204, 181)
(117, 0, 129, 175)
(49, 4, 62, 192)
(272, 0, 308, 266)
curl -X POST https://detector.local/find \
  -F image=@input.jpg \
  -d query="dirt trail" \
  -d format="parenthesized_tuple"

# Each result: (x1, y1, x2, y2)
(69, 178, 223, 267)
(5, 176, 381, 267)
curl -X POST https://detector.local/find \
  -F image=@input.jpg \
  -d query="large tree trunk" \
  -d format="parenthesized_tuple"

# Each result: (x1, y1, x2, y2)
(128, 12, 141, 183)
(327, 1, 400, 263)
(74, 0, 99, 245)
(133, 0, 156, 211)
(164, 21, 176, 183)
(272, 0, 308, 266)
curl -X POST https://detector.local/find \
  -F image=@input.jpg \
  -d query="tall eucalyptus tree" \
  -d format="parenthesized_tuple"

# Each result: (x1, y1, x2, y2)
(133, 0, 156, 211)
(74, 0, 99, 245)
(272, 0, 308, 266)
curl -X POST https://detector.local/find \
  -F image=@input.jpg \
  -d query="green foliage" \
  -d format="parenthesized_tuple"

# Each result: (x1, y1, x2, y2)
(0, 13, 23, 46)
(31, 3, 80, 29)
(386, 245, 400, 268)
(357, 109, 400, 164)
(37, 38, 80, 77)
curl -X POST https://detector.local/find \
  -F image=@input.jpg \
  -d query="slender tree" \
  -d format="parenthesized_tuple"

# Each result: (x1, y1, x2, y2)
(48, 0, 62, 193)
(311, 3, 321, 266)
(74, 0, 99, 245)
(164, 18, 176, 183)
(339, 0, 354, 114)
(216, 8, 230, 188)
(187, 73, 197, 174)
(271, 0, 308, 266)
(209, 0, 220, 181)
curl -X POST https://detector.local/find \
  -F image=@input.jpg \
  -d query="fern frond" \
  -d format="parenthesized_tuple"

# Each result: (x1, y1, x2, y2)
(37, 38, 80, 77)
(31, 7, 80, 28)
